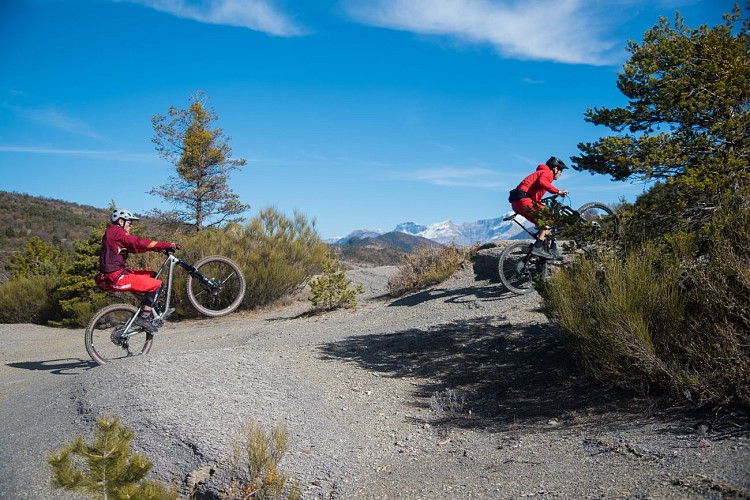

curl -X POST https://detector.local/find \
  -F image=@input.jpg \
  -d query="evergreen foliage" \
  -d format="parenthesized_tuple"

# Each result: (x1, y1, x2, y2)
(142, 209, 327, 318)
(150, 91, 249, 231)
(308, 254, 364, 311)
(0, 236, 68, 324)
(48, 415, 178, 500)
(6, 236, 69, 279)
(574, 4, 750, 234)
(52, 225, 111, 327)
(541, 5, 750, 409)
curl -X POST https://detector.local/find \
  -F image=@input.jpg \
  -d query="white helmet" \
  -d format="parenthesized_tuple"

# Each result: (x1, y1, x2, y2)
(110, 208, 140, 223)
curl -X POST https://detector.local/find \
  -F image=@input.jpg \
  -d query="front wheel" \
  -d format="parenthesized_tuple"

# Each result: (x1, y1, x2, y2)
(498, 241, 548, 295)
(576, 202, 619, 249)
(186, 255, 246, 317)
(85, 304, 153, 366)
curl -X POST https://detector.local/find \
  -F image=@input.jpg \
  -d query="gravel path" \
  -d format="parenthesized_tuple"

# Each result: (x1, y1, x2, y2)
(0, 252, 749, 499)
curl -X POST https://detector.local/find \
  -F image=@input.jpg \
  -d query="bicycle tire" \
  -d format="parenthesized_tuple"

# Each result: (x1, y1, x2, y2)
(85, 303, 153, 366)
(576, 202, 619, 249)
(498, 241, 548, 295)
(186, 255, 246, 317)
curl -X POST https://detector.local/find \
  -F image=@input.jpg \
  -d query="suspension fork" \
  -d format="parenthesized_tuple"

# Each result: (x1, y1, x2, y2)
(176, 258, 217, 289)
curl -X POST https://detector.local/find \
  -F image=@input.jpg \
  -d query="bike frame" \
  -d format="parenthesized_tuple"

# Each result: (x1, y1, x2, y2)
(121, 252, 211, 336)
(504, 195, 568, 239)
(150, 252, 179, 321)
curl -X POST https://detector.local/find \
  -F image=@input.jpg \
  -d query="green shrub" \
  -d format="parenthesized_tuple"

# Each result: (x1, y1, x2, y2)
(241, 208, 328, 307)
(225, 420, 300, 500)
(6, 235, 69, 279)
(539, 245, 686, 390)
(48, 415, 178, 500)
(151, 209, 327, 318)
(666, 192, 750, 406)
(540, 205, 750, 408)
(308, 254, 364, 312)
(52, 226, 111, 328)
(388, 244, 467, 297)
(0, 275, 62, 324)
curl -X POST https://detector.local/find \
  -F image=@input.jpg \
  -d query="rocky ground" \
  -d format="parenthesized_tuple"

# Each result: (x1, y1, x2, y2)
(0, 249, 748, 499)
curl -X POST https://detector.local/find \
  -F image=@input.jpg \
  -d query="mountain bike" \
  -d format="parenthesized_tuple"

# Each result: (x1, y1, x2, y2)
(85, 251, 246, 365)
(498, 195, 618, 295)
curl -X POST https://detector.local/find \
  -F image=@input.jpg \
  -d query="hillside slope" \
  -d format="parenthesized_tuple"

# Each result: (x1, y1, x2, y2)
(0, 191, 108, 253)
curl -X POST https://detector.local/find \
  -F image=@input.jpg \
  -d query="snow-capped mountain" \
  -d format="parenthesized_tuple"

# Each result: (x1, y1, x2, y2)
(331, 228, 387, 244)
(333, 214, 534, 246)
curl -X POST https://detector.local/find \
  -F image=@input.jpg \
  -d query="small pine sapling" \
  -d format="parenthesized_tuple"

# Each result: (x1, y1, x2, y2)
(48, 415, 178, 500)
(308, 254, 364, 312)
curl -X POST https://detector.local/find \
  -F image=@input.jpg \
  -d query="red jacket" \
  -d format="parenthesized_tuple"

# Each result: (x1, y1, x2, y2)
(99, 224, 172, 275)
(517, 164, 560, 202)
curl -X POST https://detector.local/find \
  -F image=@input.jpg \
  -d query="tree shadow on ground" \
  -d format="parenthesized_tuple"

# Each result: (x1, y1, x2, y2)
(318, 315, 684, 431)
(7, 358, 95, 375)
(387, 280, 509, 308)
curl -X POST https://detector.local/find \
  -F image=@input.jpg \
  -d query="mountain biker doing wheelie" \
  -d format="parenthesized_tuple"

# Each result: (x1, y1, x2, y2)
(96, 209, 179, 333)
(508, 156, 569, 260)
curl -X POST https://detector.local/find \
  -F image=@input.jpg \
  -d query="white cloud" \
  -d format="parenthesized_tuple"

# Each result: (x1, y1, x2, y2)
(0, 145, 156, 162)
(343, 0, 622, 65)
(395, 166, 506, 188)
(7, 105, 103, 139)
(119, 0, 306, 36)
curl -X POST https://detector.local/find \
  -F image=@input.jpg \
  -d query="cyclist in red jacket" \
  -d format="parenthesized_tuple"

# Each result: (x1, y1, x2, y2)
(509, 156, 569, 259)
(97, 209, 178, 333)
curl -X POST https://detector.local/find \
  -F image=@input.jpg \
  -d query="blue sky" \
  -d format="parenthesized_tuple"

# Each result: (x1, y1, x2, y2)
(0, 0, 733, 239)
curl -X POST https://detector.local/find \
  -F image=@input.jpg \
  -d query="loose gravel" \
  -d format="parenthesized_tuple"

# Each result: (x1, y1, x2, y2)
(0, 251, 748, 499)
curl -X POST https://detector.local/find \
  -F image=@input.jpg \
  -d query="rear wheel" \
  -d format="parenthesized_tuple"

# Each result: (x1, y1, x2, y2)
(498, 241, 548, 295)
(84, 304, 153, 366)
(186, 255, 246, 317)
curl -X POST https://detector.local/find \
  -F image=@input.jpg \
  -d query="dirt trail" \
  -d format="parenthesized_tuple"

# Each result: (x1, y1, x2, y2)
(0, 258, 748, 499)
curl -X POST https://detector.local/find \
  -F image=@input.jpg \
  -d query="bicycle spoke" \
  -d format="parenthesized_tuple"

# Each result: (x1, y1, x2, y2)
(498, 242, 547, 294)
(85, 304, 153, 365)
(186, 256, 246, 317)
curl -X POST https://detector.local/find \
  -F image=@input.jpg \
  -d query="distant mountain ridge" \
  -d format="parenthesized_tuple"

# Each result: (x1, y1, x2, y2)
(331, 231, 441, 266)
(333, 214, 533, 246)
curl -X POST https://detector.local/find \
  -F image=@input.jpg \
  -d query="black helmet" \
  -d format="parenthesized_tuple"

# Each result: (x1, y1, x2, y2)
(546, 156, 568, 170)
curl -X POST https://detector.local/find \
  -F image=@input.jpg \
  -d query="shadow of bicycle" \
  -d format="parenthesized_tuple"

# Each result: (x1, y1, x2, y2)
(7, 358, 97, 375)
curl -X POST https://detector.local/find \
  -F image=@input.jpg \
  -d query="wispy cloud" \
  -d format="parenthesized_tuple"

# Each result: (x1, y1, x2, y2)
(394, 166, 506, 188)
(7, 104, 103, 140)
(0, 145, 156, 162)
(343, 0, 622, 65)
(118, 0, 307, 35)
(522, 77, 544, 85)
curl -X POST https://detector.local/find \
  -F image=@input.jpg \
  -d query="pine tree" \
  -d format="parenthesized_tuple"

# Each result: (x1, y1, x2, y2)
(150, 91, 249, 231)
(308, 254, 364, 311)
(53, 224, 110, 327)
(48, 415, 178, 500)
(6, 235, 68, 279)
(573, 4, 750, 231)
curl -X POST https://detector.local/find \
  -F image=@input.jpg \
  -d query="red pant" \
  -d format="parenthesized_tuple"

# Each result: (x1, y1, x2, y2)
(108, 269, 162, 294)
(511, 198, 543, 224)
